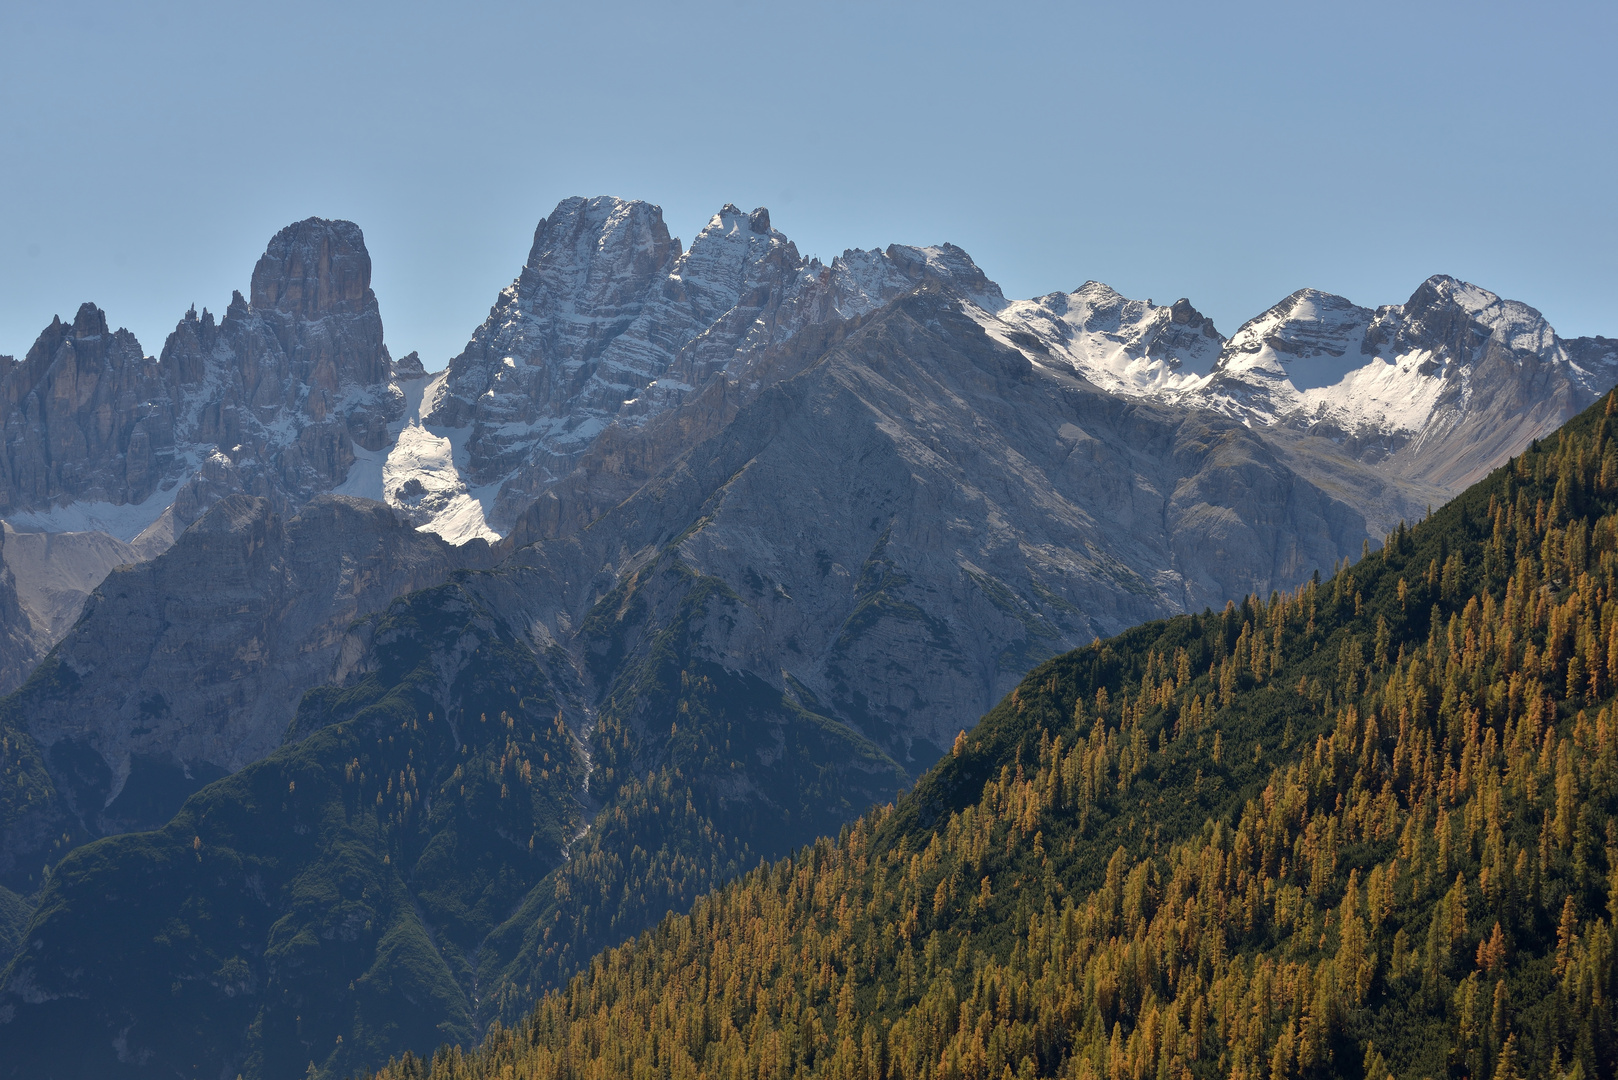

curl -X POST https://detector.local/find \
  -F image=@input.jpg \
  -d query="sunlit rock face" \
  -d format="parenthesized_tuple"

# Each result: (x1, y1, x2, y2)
(418, 197, 1007, 534)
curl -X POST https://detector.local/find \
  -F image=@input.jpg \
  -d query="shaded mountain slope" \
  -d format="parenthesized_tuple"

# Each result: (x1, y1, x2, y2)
(0, 580, 586, 1079)
(0, 494, 493, 893)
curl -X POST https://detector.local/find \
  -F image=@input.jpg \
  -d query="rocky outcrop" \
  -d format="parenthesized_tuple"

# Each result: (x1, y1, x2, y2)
(0, 304, 175, 514)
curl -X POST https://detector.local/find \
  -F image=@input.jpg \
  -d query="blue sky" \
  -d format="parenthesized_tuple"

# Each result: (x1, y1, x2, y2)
(1, 0, 1613, 368)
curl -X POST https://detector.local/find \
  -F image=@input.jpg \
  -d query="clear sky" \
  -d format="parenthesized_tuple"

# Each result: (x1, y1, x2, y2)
(2, 0, 1614, 369)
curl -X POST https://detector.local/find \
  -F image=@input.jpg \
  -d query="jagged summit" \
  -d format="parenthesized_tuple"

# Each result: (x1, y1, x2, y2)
(993, 280, 1226, 394)
(12, 202, 1614, 562)
(0, 219, 407, 680)
(402, 195, 1003, 539)
(0, 302, 162, 514)
(360, 195, 1616, 545)
(1162, 273, 1618, 487)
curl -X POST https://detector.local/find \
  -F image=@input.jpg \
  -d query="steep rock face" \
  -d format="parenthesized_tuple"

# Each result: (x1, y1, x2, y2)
(425, 197, 681, 481)
(0, 493, 492, 880)
(157, 217, 401, 506)
(0, 304, 175, 514)
(0, 219, 407, 667)
(4, 219, 400, 533)
(407, 198, 1009, 537)
(1567, 334, 1618, 375)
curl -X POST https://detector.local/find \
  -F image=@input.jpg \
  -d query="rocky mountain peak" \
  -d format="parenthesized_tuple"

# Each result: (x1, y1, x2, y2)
(70, 301, 110, 338)
(882, 243, 1006, 312)
(409, 196, 1039, 539)
(0, 216, 403, 590)
(521, 196, 678, 327)
(239, 217, 392, 393)
(10, 302, 149, 403)
(672, 204, 802, 325)
(393, 351, 427, 379)
(1368, 274, 1557, 365)
(249, 218, 373, 320)
(1168, 297, 1215, 332)
(990, 280, 1225, 393)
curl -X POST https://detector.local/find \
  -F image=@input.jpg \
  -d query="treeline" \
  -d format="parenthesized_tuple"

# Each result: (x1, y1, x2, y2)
(373, 395, 1618, 1080)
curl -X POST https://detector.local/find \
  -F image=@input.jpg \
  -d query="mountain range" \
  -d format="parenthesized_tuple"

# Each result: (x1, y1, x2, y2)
(0, 196, 1612, 1078)
(365, 388, 1618, 1080)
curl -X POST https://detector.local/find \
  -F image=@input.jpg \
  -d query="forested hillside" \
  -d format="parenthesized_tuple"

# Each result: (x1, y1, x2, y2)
(373, 393, 1618, 1080)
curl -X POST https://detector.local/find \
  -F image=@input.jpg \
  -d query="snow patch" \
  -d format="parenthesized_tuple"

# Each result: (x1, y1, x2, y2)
(4, 482, 186, 542)
(379, 371, 501, 543)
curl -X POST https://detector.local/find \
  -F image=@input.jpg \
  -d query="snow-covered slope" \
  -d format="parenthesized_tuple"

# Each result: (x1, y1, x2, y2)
(979, 273, 1618, 492)
(995, 281, 1225, 395)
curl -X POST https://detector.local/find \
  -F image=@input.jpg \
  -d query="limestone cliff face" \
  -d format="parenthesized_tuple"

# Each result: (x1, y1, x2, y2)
(0, 304, 175, 513)
(3, 220, 399, 532)
(416, 197, 1006, 534)
(0, 220, 406, 674)
(157, 217, 401, 506)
